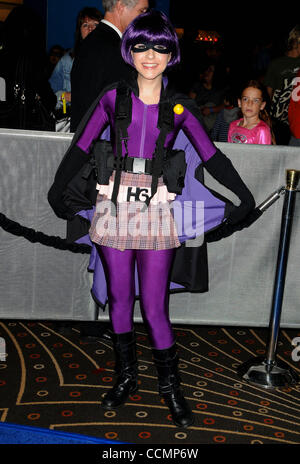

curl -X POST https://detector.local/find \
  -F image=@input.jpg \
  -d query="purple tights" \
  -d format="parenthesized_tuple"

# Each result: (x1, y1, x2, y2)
(97, 246, 176, 350)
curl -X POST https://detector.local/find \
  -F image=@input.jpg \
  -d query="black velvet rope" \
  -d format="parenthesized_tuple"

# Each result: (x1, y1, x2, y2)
(0, 212, 91, 254)
(0, 207, 263, 253)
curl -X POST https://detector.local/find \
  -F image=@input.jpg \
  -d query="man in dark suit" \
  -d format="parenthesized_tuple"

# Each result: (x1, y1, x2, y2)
(70, 0, 149, 132)
(70, 0, 149, 340)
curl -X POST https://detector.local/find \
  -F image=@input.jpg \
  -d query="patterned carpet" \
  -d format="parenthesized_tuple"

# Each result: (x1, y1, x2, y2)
(1, 320, 300, 445)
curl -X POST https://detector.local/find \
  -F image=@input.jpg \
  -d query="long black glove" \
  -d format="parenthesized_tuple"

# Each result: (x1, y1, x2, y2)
(47, 186, 75, 220)
(48, 145, 89, 220)
(203, 149, 255, 225)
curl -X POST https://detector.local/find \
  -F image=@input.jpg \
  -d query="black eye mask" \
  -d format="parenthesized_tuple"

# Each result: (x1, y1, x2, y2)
(131, 42, 171, 54)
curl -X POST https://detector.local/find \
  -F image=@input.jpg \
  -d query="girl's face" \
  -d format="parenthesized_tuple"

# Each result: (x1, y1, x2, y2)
(238, 87, 266, 118)
(80, 17, 99, 40)
(131, 44, 171, 82)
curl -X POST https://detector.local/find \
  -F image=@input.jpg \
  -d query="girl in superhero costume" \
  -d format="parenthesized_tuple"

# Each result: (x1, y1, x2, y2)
(48, 10, 255, 428)
(228, 80, 273, 144)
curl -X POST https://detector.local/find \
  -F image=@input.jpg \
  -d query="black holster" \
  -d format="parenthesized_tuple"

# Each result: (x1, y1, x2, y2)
(162, 149, 187, 195)
(91, 139, 114, 185)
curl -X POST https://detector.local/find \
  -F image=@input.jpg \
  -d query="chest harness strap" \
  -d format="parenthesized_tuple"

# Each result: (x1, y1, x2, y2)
(110, 82, 175, 211)
(110, 83, 132, 212)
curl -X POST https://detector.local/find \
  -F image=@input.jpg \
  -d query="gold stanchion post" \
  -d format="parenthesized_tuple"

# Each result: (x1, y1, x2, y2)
(237, 170, 300, 389)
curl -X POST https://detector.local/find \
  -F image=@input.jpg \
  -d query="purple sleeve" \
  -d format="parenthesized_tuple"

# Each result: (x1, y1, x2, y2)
(76, 97, 110, 154)
(180, 107, 217, 162)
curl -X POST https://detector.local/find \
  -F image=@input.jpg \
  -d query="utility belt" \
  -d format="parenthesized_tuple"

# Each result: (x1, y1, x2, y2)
(107, 153, 154, 175)
(87, 139, 187, 196)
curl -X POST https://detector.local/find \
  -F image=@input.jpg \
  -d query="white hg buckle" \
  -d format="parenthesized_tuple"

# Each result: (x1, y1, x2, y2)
(132, 158, 146, 174)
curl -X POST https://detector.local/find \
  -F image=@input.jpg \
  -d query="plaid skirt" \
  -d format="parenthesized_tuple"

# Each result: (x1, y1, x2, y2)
(89, 171, 180, 251)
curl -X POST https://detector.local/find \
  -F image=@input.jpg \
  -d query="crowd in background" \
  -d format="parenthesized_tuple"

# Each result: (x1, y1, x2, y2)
(0, 4, 299, 146)
(170, 24, 300, 146)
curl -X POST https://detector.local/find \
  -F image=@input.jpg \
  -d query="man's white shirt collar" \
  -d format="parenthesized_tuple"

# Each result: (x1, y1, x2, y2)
(101, 19, 122, 38)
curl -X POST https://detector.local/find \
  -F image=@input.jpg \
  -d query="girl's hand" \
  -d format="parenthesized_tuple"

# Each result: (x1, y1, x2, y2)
(226, 198, 255, 225)
(64, 92, 71, 102)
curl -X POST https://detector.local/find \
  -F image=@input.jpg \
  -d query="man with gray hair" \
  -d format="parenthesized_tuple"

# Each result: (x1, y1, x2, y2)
(70, 0, 148, 132)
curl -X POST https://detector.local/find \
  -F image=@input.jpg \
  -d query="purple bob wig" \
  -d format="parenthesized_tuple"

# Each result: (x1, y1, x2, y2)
(121, 9, 180, 69)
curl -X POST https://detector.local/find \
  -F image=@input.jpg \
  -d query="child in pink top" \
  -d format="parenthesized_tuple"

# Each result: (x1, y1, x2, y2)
(228, 80, 273, 144)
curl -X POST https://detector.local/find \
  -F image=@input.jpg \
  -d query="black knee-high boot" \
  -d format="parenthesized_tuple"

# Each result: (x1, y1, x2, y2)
(101, 331, 138, 409)
(152, 343, 194, 428)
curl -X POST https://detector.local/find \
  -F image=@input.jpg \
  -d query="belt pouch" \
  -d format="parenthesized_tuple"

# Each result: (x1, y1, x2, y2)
(162, 149, 187, 194)
(92, 139, 114, 185)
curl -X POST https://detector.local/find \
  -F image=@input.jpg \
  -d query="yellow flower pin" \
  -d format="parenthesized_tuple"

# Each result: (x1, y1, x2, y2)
(173, 104, 184, 115)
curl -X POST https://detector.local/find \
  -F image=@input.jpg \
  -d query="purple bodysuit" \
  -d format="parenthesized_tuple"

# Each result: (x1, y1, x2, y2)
(72, 87, 227, 349)
(76, 89, 218, 252)
(75, 88, 227, 308)
(76, 89, 216, 162)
